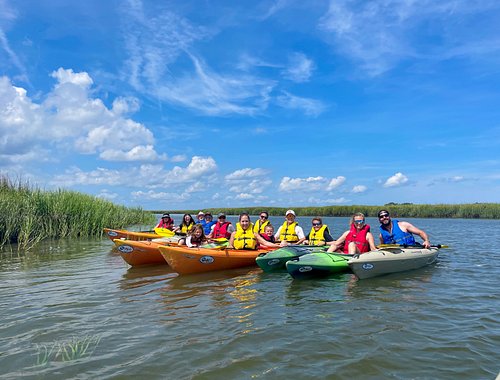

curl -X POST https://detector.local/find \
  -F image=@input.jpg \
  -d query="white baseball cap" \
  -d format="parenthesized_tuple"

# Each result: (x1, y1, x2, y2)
(197, 211, 205, 216)
(285, 209, 296, 216)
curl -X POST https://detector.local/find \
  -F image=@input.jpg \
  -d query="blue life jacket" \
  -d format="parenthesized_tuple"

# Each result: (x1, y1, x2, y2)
(380, 219, 416, 245)
(201, 220, 216, 235)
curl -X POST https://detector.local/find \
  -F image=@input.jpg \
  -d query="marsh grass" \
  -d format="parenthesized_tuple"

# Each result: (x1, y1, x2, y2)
(1, 175, 155, 251)
(35, 335, 101, 366)
(174, 203, 500, 219)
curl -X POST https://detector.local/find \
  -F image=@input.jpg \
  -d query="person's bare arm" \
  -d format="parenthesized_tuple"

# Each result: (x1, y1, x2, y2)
(399, 221, 430, 248)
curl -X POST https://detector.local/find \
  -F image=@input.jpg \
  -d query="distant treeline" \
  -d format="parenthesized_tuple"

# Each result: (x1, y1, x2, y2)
(160, 203, 500, 220)
(0, 176, 154, 251)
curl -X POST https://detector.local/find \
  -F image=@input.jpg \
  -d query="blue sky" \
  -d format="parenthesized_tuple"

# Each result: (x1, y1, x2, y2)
(1, 0, 499, 210)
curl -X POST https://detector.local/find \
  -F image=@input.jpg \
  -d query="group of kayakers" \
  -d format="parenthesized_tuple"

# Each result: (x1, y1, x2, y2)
(155, 209, 431, 251)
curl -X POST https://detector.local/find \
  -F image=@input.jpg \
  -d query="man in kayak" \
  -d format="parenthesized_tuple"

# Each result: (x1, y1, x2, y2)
(377, 210, 431, 248)
(196, 211, 205, 223)
(200, 212, 216, 235)
(274, 210, 306, 244)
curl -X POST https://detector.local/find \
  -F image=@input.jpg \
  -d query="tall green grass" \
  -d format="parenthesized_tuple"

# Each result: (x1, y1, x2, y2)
(0, 176, 155, 251)
(170, 203, 500, 219)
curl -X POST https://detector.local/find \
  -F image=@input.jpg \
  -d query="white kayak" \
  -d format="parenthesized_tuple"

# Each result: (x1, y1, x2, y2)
(348, 246, 439, 279)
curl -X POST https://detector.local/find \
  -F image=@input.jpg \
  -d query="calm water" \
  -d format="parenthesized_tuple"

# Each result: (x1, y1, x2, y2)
(0, 216, 499, 380)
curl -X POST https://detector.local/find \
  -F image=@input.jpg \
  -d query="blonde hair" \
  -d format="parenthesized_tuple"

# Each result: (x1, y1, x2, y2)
(349, 212, 365, 225)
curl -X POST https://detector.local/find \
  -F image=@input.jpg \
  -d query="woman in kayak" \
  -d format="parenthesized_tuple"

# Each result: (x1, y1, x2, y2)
(181, 224, 209, 247)
(327, 213, 377, 254)
(228, 213, 257, 250)
(303, 217, 335, 246)
(155, 213, 174, 230)
(173, 214, 196, 236)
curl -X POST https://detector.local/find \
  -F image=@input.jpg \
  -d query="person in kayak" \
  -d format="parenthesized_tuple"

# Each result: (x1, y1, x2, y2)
(255, 224, 287, 248)
(377, 210, 431, 248)
(327, 213, 377, 254)
(155, 213, 174, 230)
(181, 224, 208, 247)
(303, 217, 335, 246)
(173, 214, 196, 236)
(274, 210, 306, 244)
(228, 213, 257, 250)
(200, 212, 216, 235)
(208, 212, 235, 239)
(253, 211, 270, 234)
(196, 211, 205, 223)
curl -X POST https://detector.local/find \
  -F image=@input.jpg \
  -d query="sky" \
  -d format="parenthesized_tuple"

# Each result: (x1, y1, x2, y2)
(1, 0, 500, 210)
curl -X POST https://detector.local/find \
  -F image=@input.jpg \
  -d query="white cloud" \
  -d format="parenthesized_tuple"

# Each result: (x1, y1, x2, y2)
(384, 172, 408, 187)
(122, 4, 275, 115)
(327, 176, 346, 190)
(279, 176, 327, 192)
(131, 190, 190, 202)
(0, 69, 164, 163)
(225, 168, 271, 194)
(170, 154, 187, 162)
(235, 193, 253, 200)
(318, 0, 500, 76)
(225, 168, 269, 180)
(99, 145, 166, 162)
(282, 52, 315, 82)
(50, 156, 218, 188)
(276, 91, 326, 117)
(352, 185, 367, 193)
(96, 189, 119, 200)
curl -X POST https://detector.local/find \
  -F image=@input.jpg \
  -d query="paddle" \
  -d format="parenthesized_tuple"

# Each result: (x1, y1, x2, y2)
(378, 244, 449, 249)
(154, 227, 176, 237)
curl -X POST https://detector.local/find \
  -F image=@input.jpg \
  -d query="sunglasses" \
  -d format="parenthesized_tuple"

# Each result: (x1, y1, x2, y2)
(379, 214, 389, 219)
(354, 220, 365, 224)
(312, 222, 321, 226)
(260, 215, 268, 219)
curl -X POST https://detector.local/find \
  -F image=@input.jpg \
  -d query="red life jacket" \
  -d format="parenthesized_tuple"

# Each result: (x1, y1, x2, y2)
(258, 233, 275, 249)
(157, 218, 174, 230)
(212, 222, 232, 239)
(344, 224, 371, 253)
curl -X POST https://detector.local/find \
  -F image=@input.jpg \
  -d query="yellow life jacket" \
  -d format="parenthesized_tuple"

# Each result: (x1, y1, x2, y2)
(233, 226, 257, 250)
(279, 221, 299, 242)
(180, 222, 195, 235)
(253, 219, 270, 234)
(308, 224, 328, 245)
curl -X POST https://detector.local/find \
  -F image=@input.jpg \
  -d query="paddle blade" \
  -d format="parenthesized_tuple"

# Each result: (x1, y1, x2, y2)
(378, 244, 449, 249)
(154, 227, 175, 237)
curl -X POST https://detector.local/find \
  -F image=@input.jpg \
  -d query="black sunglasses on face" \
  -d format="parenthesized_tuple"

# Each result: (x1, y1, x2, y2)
(260, 215, 268, 219)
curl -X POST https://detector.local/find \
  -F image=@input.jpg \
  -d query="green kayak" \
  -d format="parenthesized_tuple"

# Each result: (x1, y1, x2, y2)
(286, 251, 352, 279)
(256, 245, 328, 272)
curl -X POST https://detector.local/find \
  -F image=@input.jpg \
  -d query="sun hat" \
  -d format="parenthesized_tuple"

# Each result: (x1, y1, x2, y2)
(285, 209, 296, 216)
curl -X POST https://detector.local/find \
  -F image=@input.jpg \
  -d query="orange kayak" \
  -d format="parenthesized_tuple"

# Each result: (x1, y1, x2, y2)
(114, 238, 178, 266)
(104, 228, 160, 241)
(158, 245, 272, 275)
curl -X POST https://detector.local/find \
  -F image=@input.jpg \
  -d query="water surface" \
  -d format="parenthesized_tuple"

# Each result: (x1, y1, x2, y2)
(0, 217, 499, 379)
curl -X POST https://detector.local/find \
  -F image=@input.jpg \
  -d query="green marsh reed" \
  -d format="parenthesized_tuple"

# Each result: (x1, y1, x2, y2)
(35, 335, 101, 366)
(0, 176, 155, 251)
(174, 203, 500, 220)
